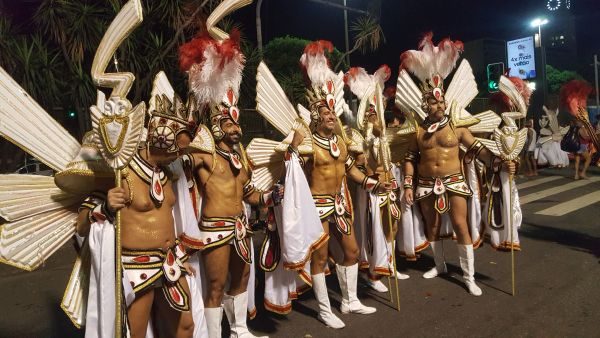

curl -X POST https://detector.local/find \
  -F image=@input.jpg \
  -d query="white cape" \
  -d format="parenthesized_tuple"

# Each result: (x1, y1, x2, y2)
(262, 152, 326, 313)
(391, 165, 428, 259)
(352, 186, 392, 275)
(484, 171, 522, 250)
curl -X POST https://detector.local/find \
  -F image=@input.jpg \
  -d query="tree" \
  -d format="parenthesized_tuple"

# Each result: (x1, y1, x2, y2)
(333, 15, 385, 72)
(546, 64, 583, 94)
(262, 36, 346, 106)
(1, 0, 212, 140)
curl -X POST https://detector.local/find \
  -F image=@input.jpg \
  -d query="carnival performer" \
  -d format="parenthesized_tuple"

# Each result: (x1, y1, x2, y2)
(75, 90, 202, 337)
(344, 66, 410, 294)
(536, 105, 570, 168)
(560, 80, 600, 180)
(178, 30, 281, 338)
(1, 0, 210, 336)
(282, 40, 395, 328)
(383, 89, 430, 265)
(399, 34, 516, 296)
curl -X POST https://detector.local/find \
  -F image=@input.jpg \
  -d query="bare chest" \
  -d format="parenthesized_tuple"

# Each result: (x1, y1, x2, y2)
(418, 127, 459, 150)
(199, 155, 249, 192)
(124, 171, 175, 212)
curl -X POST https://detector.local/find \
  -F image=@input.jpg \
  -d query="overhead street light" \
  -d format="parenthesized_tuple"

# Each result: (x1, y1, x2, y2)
(530, 18, 549, 27)
(530, 18, 549, 45)
(530, 17, 550, 117)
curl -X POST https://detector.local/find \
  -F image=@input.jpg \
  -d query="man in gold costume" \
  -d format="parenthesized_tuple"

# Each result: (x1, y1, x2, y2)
(178, 31, 279, 338)
(76, 94, 197, 337)
(344, 65, 410, 294)
(288, 40, 390, 329)
(400, 34, 515, 296)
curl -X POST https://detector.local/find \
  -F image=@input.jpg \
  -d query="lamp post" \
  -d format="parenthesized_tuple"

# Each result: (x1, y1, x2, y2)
(531, 18, 549, 46)
(531, 18, 549, 112)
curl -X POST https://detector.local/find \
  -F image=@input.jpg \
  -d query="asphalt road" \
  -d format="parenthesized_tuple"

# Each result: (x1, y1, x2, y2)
(1, 166, 599, 338)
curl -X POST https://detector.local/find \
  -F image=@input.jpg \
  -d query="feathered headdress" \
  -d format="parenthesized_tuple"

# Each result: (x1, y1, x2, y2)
(400, 32, 463, 102)
(344, 65, 390, 101)
(344, 65, 390, 130)
(300, 40, 338, 124)
(560, 79, 592, 118)
(489, 76, 533, 112)
(179, 30, 245, 139)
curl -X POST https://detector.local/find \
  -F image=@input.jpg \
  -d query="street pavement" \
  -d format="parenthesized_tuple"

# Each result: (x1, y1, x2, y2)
(0, 166, 599, 337)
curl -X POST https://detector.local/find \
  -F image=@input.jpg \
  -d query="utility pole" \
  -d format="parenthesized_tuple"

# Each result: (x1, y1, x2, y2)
(343, 0, 350, 67)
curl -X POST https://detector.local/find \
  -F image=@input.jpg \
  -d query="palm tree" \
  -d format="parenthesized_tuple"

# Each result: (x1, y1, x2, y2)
(0, 0, 219, 172)
(0, 0, 214, 140)
(333, 15, 385, 72)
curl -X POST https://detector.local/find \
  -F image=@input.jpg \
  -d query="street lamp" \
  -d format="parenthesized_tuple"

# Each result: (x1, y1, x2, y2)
(530, 18, 549, 120)
(531, 18, 549, 46)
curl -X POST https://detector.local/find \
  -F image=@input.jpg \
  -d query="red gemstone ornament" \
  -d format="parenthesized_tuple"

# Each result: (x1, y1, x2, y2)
(133, 255, 150, 263)
(227, 88, 235, 105)
(230, 107, 239, 122)
(170, 287, 181, 303)
(167, 251, 175, 265)
(150, 168, 164, 204)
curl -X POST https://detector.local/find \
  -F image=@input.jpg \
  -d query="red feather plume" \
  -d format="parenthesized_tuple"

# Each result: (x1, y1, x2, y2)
(560, 79, 593, 116)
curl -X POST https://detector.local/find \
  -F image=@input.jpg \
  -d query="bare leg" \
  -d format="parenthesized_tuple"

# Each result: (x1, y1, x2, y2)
(228, 240, 251, 296)
(381, 206, 398, 242)
(418, 196, 441, 242)
(202, 244, 231, 307)
(574, 154, 581, 179)
(581, 151, 592, 178)
(448, 195, 472, 245)
(153, 277, 195, 338)
(331, 222, 359, 266)
(310, 221, 330, 275)
(419, 196, 446, 278)
(531, 154, 538, 175)
(127, 289, 155, 338)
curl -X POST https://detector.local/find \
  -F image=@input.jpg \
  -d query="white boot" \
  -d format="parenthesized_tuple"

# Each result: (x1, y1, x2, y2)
(458, 244, 482, 296)
(391, 241, 410, 280)
(423, 240, 448, 279)
(367, 278, 389, 293)
(336, 264, 377, 315)
(312, 273, 345, 329)
(223, 292, 268, 338)
(205, 307, 223, 338)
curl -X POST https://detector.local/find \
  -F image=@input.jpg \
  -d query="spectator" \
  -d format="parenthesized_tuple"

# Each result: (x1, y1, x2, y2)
(573, 119, 592, 179)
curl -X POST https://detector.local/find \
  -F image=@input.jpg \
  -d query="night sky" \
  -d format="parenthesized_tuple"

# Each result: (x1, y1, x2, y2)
(232, 0, 600, 75)
(3, 0, 599, 76)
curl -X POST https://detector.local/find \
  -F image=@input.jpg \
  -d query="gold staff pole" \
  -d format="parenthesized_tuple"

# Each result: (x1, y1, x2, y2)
(376, 84, 401, 311)
(508, 172, 515, 296)
(89, 1, 145, 336)
(496, 76, 530, 297)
